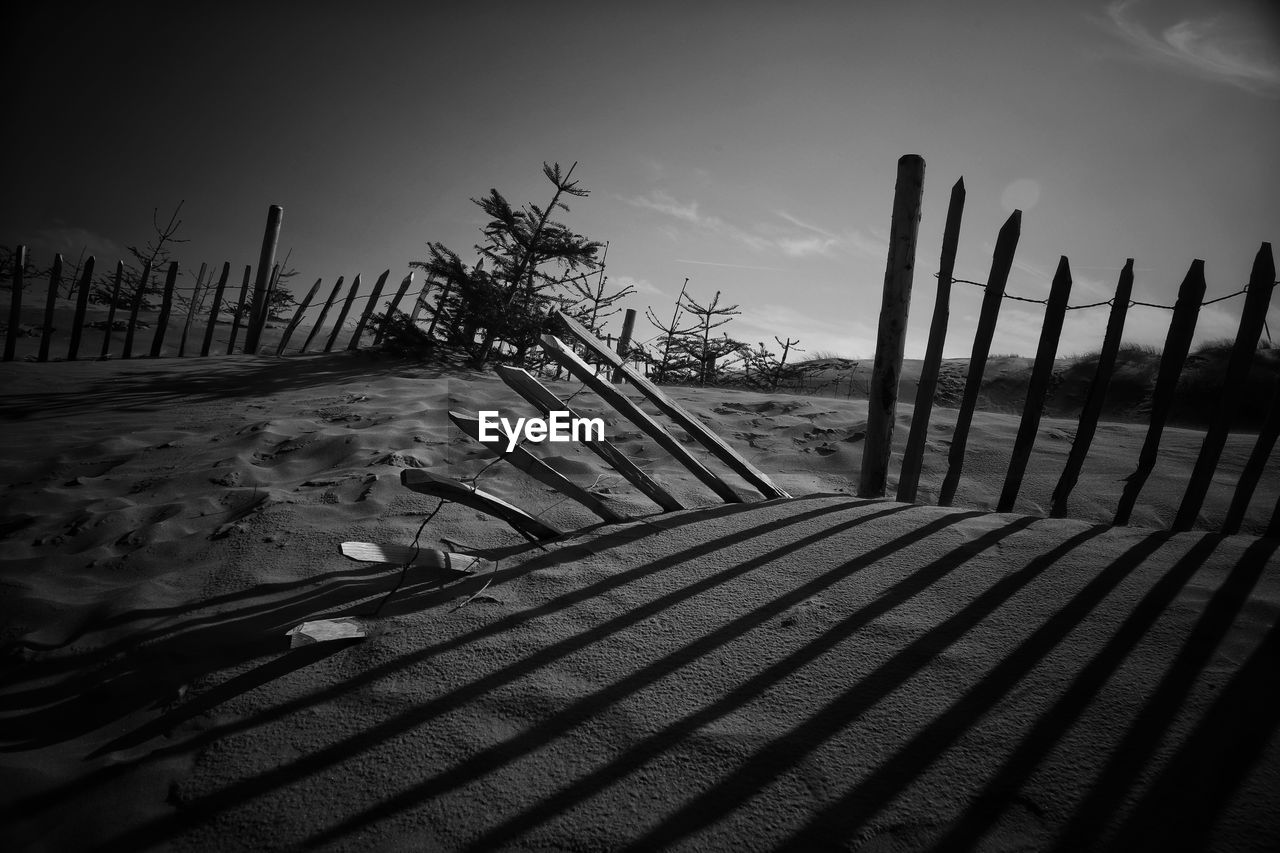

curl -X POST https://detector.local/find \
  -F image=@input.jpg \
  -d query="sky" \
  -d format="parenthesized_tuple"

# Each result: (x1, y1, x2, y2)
(7, 0, 1280, 359)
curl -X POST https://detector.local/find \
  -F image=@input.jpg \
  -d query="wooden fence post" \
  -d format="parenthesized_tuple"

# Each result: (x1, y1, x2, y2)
(860, 154, 926, 498)
(37, 254, 63, 362)
(1113, 260, 1207, 525)
(324, 273, 361, 352)
(276, 277, 322, 356)
(100, 261, 124, 359)
(611, 308, 638, 383)
(200, 262, 232, 356)
(149, 261, 179, 357)
(997, 255, 1073, 512)
(1222, 379, 1280, 535)
(1173, 243, 1277, 531)
(898, 177, 965, 502)
(227, 265, 252, 354)
(66, 256, 96, 361)
(373, 272, 414, 347)
(122, 259, 153, 359)
(245, 205, 283, 354)
(409, 272, 434, 324)
(425, 277, 451, 341)
(178, 262, 208, 357)
(1050, 260, 1134, 517)
(348, 269, 389, 350)
(300, 276, 344, 354)
(938, 210, 1022, 506)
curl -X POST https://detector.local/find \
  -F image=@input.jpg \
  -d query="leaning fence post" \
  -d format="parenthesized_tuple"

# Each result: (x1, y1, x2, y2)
(148, 261, 179, 357)
(245, 205, 282, 354)
(200, 262, 232, 356)
(997, 256, 1073, 512)
(425, 277, 451, 341)
(860, 154, 926, 497)
(66, 255, 96, 361)
(348, 269, 389, 350)
(373, 272, 414, 347)
(122, 259, 153, 359)
(1222, 379, 1280, 535)
(1113, 260, 1207, 525)
(611, 308, 638, 384)
(1050, 260, 1134, 517)
(409, 272, 434, 325)
(938, 210, 1022, 506)
(1174, 243, 1277, 531)
(5, 245, 26, 362)
(37, 254, 63, 362)
(301, 276, 344, 354)
(227, 262, 252, 348)
(178, 262, 208, 357)
(100, 261, 124, 359)
(898, 177, 965, 502)
(324, 273, 361, 352)
(276, 277, 322, 356)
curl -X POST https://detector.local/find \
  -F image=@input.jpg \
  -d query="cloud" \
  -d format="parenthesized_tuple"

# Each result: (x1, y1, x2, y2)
(673, 258, 788, 272)
(1102, 0, 1280, 96)
(611, 274, 664, 297)
(623, 191, 883, 260)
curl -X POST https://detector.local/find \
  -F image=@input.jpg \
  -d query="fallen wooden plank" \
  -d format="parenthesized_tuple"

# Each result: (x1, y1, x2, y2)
(449, 410, 627, 524)
(340, 541, 483, 573)
(551, 310, 789, 500)
(495, 365, 684, 512)
(540, 334, 744, 504)
(400, 469, 563, 541)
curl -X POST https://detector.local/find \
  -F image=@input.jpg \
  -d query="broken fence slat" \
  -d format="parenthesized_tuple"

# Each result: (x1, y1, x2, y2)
(495, 365, 685, 512)
(449, 410, 627, 524)
(400, 469, 563, 541)
(551, 309, 788, 500)
(540, 334, 744, 504)
(340, 541, 483, 573)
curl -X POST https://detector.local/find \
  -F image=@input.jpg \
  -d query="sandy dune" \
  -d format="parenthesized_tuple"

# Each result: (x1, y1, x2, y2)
(2, 353, 1278, 851)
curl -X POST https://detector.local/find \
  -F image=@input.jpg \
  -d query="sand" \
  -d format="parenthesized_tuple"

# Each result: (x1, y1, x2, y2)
(2, 352, 1278, 851)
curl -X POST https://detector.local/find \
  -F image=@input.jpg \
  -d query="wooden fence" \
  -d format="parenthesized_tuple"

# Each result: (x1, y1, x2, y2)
(861, 155, 1279, 536)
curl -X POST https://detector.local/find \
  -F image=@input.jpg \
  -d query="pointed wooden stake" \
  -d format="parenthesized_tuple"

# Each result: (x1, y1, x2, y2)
(325, 273, 361, 352)
(275, 278, 323, 355)
(66, 255, 96, 361)
(37, 254, 63, 362)
(348, 269, 390, 350)
(200, 262, 232, 356)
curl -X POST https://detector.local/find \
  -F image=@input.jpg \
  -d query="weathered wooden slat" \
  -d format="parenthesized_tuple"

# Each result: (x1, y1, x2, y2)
(122, 259, 153, 359)
(4, 245, 24, 362)
(938, 210, 1021, 506)
(347, 269, 390, 350)
(178, 262, 208, 357)
(227, 265, 252, 354)
(1174, 243, 1277, 531)
(200, 262, 232, 357)
(66, 255, 96, 361)
(1222, 379, 1280, 535)
(1050, 260, 1134, 518)
(861, 154, 926, 498)
(1114, 260, 1207, 525)
(495, 365, 684, 512)
(899, 178, 965, 503)
(551, 310, 787, 500)
(276, 277, 322, 356)
(400, 468, 563, 541)
(324, 273, 361, 352)
(373, 272, 414, 347)
(611, 308, 638, 384)
(37, 253, 63, 362)
(425, 277, 451, 341)
(540, 333, 744, 503)
(245, 204, 282, 354)
(99, 260, 124, 359)
(340, 541, 483, 573)
(997, 255, 1073, 512)
(300, 276, 344, 354)
(148, 261, 179, 357)
(409, 272, 433, 325)
(449, 410, 627, 524)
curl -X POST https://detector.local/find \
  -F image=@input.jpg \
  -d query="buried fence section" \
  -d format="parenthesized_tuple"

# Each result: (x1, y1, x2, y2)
(1113, 260, 1208, 525)
(938, 210, 1022, 506)
(1174, 242, 1277, 531)
(997, 256, 1073, 512)
(1050, 260, 1135, 517)
(860, 154, 926, 498)
(37, 254, 62, 362)
(898, 177, 965, 503)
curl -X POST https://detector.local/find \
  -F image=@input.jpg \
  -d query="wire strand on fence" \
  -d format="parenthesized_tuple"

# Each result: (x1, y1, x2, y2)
(940, 273, 1269, 312)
